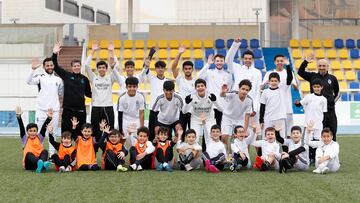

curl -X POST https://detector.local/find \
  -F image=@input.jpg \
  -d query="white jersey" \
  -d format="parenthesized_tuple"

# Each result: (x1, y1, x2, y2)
(301, 93, 327, 130)
(26, 69, 63, 111)
(252, 140, 281, 159)
(175, 75, 195, 99)
(262, 68, 296, 114)
(231, 133, 256, 159)
(225, 41, 262, 112)
(260, 87, 287, 122)
(206, 139, 227, 159)
(222, 91, 253, 123)
(283, 139, 309, 165)
(118, 69, 147, 95)
(197, 64, 233, 97)
(176, 141, 202, 156)
(117, 92, 145, 121)
(307, 140, 340, 166)
(183, 92, 222, 122)
(145, 68, 170, 107)
(152, 93, 183, 125)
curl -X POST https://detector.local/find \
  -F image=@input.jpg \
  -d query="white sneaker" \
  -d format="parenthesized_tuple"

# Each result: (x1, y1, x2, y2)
(65, 166, 72, 172)
(59, 166, 66, 173)
(130, 164, 137, 171)
(136, 165, 143, 171)
(321, 167, 329, 174)
(313, 168, 322, 174)
(185, 164, 193, 171)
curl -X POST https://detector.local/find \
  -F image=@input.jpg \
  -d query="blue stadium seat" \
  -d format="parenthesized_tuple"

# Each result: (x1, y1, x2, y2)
(350, 82, 359, 89)
(209, 63, 215, 69)
(341, 93, 351, 101)
(253, 49, 263, 59)
(334, 39, 344, 49)
(357, 39, 360, 48)
(254, 59, 264, 69)
(350, 49, 359, 59)
(250, 39, 260, 48)
(217, 49, 226, 57)
(227, 39, 234, 49)
(234, 59, 241, 64)
(239, 39, 248, 48)
(358, 71, 360, 80)
(215, 39, 225, 49)
(205, 49, 215, 58)
(346, 39, 355, 49)
(354, 93, 360, 101)
(194, 60, 204, 70)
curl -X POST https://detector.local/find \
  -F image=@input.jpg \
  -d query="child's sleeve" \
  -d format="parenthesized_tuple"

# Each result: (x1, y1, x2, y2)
(286, 64, 293, 86)
(145, 141, 155, 154)
(251, 140, 263, 148)
(49, 133, 60, 151)
(39, 117, 52, 138)
(327, 142, 339, 159)
(245, 132, 257, 145)
(121, 145, 128, 156)
(305, 130, 321, 148)
(16, 116, 26, 139)
(194, 143, 202, 152)
(275, 130, 284, 144)
(176, 141, 183, 150)
(71, 128, 77, 141)
(84, 53, 95, 82)
(274, 144, 281, 160)
(94, 132, 108, 150)
(230, 141, 239, 154)
(322, 97, 328, 113)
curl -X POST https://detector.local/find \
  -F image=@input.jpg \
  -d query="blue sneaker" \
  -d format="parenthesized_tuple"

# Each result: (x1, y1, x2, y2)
(35, 160, 44, 173)
(43, 161, 50, 171)
(156, 163, 163, 171)
(164, 164, 173, 172)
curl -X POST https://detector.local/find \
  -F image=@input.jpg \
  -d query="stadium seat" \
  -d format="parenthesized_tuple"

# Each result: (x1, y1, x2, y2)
(180, 40, 191, 48)
(169, 49, 178, 59)
(357, 39, 360, 48)
(88, 50, 97, 59)
(342, 60, 353, 70)
(100, 40, 109, 49)
(350, 49, 359, 59)
(250, 39, 260, 48)
(194, 60, 204, 70)
(327, 49, 337, 59)
(193, 49, 203, 59)
(350, 82, 359, 89)
(169, 40, 179, 49)
(346, 39, 355, 49)
(346, 71, 356, 81)
(330, 61, 341, 70)
(158, 49, 168, 59)
(312, 39, 322, 48)
(301, 82, 310, 92)
(182, 50, 191, 59)
(227, 39, 234, 49)
(134, 49, 144, 59)
(123, 40, 133, 49)
(234, 59, 241, 64)
(308, 61, 317, 70)
(339, 49, 348, 59)
(114, 40, 121, 49)
(90, 60, 96, 69)
(112, 83, 120, 90)
(354, 60, 360, 70)
(147, 40, 156, 48)
(217, 49, 226, 57)
(323, 39, 333, 48)
(354, 93, 360, 101)
(205, 49, 215, 58)
(123, 49, 132, 59)
(334, 39, 344, 48)
(203, 40, 213, 48)
(135, 40, 145, 49)
(341, 93, 351, 101)
(291, 49, 303, 59)
(135, 60, 143, 70)
(333, 70, 344, 80)
(88, 40, 95, 48)
(158, 40, 168, 49)
(254, 59, 264, 69)
(304, 49, 313, 57)
(300, 39, 310, 48)
(253, 49, 263, 59)
(99, 50, 108, 59)
(315, 49, 325, 59)
(114, 50, 120, 58)
(339, 81, 347, 92)
(215, 39, 225, 49)
(294, 60, 302, 69)
(358, 71, 360, 80)
(289, 39, 299, 48)
(193, 40, 202, 48)
(239, 39, 248, 48)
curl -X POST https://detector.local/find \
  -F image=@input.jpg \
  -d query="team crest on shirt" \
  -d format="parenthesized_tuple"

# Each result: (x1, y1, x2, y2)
(328, 79, 332, 84)
(135, 101, 140, 109)
(123, 103, 129, 110)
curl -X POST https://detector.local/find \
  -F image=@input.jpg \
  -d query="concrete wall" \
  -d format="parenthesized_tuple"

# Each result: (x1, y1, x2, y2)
(311, 25, 360, 39)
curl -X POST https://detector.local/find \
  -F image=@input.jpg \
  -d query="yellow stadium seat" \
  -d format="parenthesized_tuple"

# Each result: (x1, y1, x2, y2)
(308, 61, 317, 70)
(134, 49, 144, 59)
(169, 49, 178, 59)
(123, 40, 133, 49)
(114, 40, 121, 49)
(330, 61, 341, 70)
(114, 50, 120, 58)
(135, 60, 143, 70)
(298, 75, 304, 81)
(292, 49, 302, 59)
(300, 39, 310, 48)
(289, 39, 299, 48)
(339, 49, 348, 59)
(150, 61, 156, 70)
(323, 39, 333, 48)
(100, 40, 109, 49)
(342, 60, 353, 70)
(294, 60, 303, 69)
(353, 60, 360, 70)
(180, 40, 191, 48)
(99, 50, 108, 59)
(193, 40, 202, 48)
(87, 50, 97, 59)
(327, 49, 337, 59)
(88, 40, 95, 48)
(315, 49, 325, 59)
(203, 40, 213, 48)
(193, 49, 203, 59)
(90, 60, 97, 69)
(169, 40, 179, 49)
(182, 50, 191, 59)
(339, 81, 347, 92)
(139, 83, 146, 91)
(301, 82, 310, 92)
(135, 40, 145, 49)
(147, 40, 156, 48)
(112, 83, 120, 90)
(345, 71, 356, 81)
(333, 70, 344, 80)
(158, 49, 168, 59)
(146, 94, 151, 105)
(304, 49, 313, 57)
(85, 97, 91, 105)
(312, 39, 322, 48)
(112, 94, 118, 103)
(123, 49, 133, 59)
(158, 40, 168, 49)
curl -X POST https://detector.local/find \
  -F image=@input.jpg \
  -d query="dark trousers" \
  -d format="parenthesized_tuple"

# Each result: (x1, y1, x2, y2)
(156, 121, 180, 140)
(129, 147, 152, 169)
(323, 110, 337, 141)
(78, 164, 100, 171)
(180, 112, 191, 132)
(91, 106, 114, 140)
(148, 110, 157, 141)
(52, 154, 71, 167)
(202, 152, 226, 170)
(155, 147, 173, 163)
(214, 109, 223, 127)
(24, 150, 48, 170)
(62, 108, 86, 137)
(233, 153, 249, 167)
(104, 150, 125, 170)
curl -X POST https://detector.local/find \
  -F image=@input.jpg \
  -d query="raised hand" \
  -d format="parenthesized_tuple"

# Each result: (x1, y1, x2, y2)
(53, 42, 62, 54)
(274, 122, 282, 132)
(144, 58, 151, 68)
(108, 42, 114, 51)
(283, 57, 290, 65)
(117, 151, 125, 159)
(47, 124, 54, 134)
(207, 54, 214, 65)
(103, 125, 111, 134)
(71, 117, 79, 129)
(99, 119, 107, 131)
(234, 36, 241, 43)
(47, 108, 54, 118)
(178, 44, 186, 54)
(92, 41, 100, 52)
(306, 120, 315, 132)
(31, 58, 41, 70)
(305, 53, 315, 63)
(185, 95, 193, 104)
(15, 106, 22, 117)
(208, 93, 217, 102)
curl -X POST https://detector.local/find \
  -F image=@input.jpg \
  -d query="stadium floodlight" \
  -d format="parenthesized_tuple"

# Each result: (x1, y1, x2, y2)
(252, 8, 262, 24)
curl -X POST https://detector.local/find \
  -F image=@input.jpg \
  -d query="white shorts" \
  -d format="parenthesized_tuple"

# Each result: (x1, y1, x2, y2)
(293, 160, 309, 171)
(263, 119, 286, 139)
(221, 117, 244, 136)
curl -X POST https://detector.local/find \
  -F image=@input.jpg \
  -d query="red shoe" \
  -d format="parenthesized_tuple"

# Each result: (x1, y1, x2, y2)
(208, 165, 220, 174)
(253, 156, 263, 170)
(205, 160, 211, 171)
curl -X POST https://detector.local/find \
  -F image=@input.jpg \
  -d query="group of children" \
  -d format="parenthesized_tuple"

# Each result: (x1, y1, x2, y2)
(18, 39, 340, 174)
